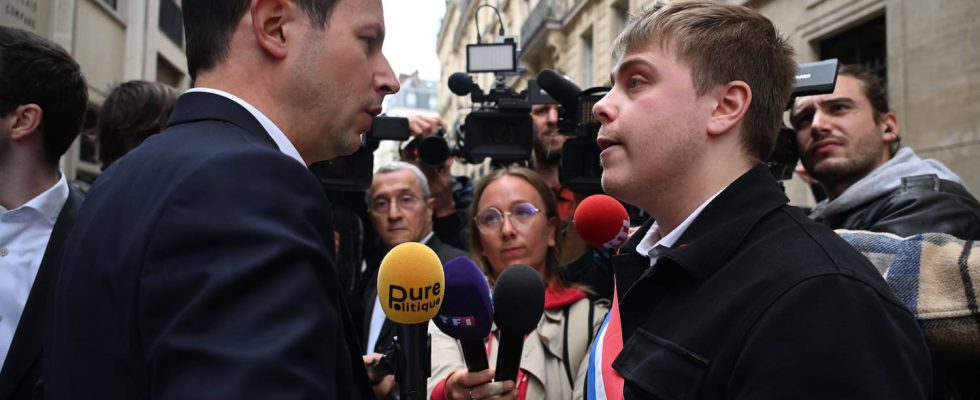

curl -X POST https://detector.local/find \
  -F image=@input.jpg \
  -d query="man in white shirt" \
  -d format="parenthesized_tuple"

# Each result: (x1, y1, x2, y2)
(44, 1, 400, 398)
(0, 26, 88, 400)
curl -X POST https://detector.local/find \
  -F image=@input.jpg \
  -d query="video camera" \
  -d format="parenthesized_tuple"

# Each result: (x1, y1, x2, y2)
(447, 38, 534, 165)
(309, 115, 411, 195)
(770, 58, 840, 180)
(535, 69, 609, 193)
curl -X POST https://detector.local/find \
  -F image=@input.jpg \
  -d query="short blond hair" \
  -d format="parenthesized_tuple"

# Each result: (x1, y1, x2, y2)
(614, 0, 796, 162)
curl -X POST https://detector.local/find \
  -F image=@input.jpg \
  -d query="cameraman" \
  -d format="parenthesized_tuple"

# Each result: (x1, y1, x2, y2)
(400, 115, 473, 250)
(530, 103, 574, 220)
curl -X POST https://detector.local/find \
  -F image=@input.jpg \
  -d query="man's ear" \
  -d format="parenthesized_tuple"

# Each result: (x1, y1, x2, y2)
(8, 104, 43, 141)
(706, 81, 751, 137)
(251, 0, 295, 60)
(880, 112, 899, 143)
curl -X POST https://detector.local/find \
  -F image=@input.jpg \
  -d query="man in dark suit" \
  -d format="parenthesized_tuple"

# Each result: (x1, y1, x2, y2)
(44, 0, 399, 398)
(0, 26, 89, 400)
(362, 161, 467, 397)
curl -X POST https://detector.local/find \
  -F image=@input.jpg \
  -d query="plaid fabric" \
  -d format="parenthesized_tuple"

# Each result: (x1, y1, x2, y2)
(837, 230, 980, 355)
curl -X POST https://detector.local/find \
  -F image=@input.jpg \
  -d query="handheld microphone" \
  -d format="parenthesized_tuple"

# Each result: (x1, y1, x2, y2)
(378, 242, 445, 400)
(536, 69, 582, 112)
(573, 194, 630, 249)
(433, 256, 494, 372)
(492, 265, 545, 382)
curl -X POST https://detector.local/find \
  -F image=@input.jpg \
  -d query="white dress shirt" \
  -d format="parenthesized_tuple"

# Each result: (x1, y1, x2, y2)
(635, 188, 725, 267)
(185, 88, 306, 166)
(0, 173, 69, 368)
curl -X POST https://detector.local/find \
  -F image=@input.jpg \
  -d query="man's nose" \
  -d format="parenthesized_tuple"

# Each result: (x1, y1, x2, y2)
(593, 93, 616, 125)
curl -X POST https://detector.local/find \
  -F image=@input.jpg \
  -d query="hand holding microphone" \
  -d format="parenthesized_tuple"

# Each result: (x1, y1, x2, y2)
(377, 242, 445, 400)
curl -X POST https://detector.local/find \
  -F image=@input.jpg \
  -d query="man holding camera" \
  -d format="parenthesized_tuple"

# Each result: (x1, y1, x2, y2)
(793, 63, 980, 399)
(530, 102, 574, 220)
(45, 0, 400, 398)
(587, 1, 930, 398)
(792, 64, 980, 239)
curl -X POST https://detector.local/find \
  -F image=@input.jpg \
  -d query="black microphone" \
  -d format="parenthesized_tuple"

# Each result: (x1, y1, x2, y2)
(536, 69, 582, 111)
(492, 265, 545, 382)
(448, 72, 477, 96)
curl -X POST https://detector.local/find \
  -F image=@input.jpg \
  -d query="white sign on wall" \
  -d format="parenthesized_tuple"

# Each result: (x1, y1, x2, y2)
(1, 0, 39, 31)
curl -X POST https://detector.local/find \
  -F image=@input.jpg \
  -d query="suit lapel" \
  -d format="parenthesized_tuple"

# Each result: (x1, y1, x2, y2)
(0, 187, 83, 398)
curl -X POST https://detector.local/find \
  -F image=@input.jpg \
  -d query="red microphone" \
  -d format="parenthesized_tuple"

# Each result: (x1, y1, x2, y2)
(573, 194, 630, 249)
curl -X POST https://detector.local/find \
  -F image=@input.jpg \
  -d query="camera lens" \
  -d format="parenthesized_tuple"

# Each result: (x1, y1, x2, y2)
(419, 136, 450, 167)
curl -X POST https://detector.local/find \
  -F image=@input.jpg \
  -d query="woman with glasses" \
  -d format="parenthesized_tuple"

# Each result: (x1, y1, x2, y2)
(427, 167, 608, 400)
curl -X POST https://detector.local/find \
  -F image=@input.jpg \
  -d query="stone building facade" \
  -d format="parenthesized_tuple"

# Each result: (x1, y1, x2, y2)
(437, 0, 980, 206)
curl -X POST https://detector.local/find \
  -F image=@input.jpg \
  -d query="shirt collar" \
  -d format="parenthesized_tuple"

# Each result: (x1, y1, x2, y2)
(636, 187, 725, 264)
(2, 173, 69, 224)
(185, 87, 305, 166)
(419, 231, 435, 245)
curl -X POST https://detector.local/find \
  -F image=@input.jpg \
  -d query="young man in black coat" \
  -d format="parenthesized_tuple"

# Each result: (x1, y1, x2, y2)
(585, 1, 931, 398)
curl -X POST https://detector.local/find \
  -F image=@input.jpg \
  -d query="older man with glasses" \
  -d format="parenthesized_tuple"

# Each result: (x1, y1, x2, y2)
(360, 161, 468, 399)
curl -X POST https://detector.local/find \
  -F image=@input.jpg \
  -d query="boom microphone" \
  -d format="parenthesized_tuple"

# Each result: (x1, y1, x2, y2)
(378, 242, 445, 400)
(573, 194, 630, 249)
(433, 256, 494, 371)
(536, 69, 581, 111)
(492, 265, 545, 382)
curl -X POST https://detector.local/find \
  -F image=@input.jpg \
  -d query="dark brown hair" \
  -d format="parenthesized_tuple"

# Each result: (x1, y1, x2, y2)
(98, 80, 179, 169)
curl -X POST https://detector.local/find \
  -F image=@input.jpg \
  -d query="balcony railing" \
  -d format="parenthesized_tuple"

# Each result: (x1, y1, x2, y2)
(520, 0, 586, 49)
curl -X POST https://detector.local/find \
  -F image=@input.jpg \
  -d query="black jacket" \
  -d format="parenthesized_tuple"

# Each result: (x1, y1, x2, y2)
(45, 92, 373, 399)
(612, 165, 931, 399)
(817, 174, 980, 240)
(0, 187, 82, 400)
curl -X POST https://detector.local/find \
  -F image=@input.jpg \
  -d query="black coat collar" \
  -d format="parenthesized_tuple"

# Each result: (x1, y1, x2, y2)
(617, 165, 788, 283)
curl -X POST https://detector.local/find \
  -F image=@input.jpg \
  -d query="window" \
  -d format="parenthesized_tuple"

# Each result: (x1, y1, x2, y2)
(820, 15, 887, 82)
(581, 27, 594, 87)
(159, 0, 184, 47)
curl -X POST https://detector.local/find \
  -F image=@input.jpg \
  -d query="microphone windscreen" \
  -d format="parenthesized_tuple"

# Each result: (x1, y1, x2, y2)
(574, 194, 630, 249)
(448, 72, 475, 96)
(378, 242, 445, 324)
(492, 265, 545, 334)
(434, 256, 494, 341)
(536, 69, 581, 110)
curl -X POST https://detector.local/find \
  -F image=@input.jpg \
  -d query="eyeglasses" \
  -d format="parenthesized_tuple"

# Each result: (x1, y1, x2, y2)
(474, 202, 540, 234)
(370, 194, 421, 214)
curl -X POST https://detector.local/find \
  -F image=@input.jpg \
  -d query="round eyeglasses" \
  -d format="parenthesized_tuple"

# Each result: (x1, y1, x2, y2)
(474, 202, 540, 234)
(370, 194, 421, 214)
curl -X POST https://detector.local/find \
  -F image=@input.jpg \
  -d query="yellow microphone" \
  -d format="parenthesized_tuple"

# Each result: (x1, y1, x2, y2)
(377, 242, 445, 399)
(378, 242, 445, 323)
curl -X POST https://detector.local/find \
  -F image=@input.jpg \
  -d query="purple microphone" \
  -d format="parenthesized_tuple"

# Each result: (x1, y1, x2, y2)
(434, 256, 494, 371)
